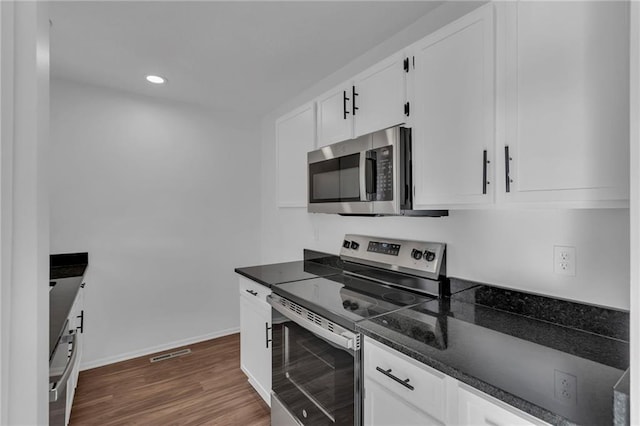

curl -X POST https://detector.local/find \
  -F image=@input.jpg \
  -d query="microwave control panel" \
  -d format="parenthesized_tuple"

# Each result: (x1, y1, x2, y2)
(370, 146, 393, 201)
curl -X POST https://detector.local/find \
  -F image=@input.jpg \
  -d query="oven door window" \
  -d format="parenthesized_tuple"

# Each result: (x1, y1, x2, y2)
(309, 153, 361, 203)
(272, 319, 354, 425)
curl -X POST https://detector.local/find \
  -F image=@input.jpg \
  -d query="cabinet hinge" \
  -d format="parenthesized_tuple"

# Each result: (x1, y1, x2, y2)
(403, 57, 410, 72)
(404, 102, 410, 117)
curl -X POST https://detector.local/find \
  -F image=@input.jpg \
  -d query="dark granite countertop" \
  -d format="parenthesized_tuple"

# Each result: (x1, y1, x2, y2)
(49, 253, 87, 360)
(234, 250, 343, 288)
(357, 280, 630, 425)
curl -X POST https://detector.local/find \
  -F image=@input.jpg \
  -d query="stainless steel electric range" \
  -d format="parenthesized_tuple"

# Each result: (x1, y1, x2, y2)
(268, 234, 448, 426)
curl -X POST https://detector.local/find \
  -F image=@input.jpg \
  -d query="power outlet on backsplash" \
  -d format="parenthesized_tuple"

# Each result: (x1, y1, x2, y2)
(554, 246, 576, 276)
(554, 370, 578, 405)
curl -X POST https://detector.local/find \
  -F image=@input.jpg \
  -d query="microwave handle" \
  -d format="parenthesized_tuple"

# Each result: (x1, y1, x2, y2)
(365, 156, 376, 196)
(359, 153, 368, 201)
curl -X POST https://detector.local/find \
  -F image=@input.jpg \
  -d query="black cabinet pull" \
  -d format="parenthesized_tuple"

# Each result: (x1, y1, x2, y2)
(80, 282, 86, 288)
(505, 146, 512, 193)
(265, 323, 272, 348)
(343, 90, 350, 120)
(77, 310, 84, 334)
(352, 86, 358, 116)
(245, 289, 258, 296)
(404, 102, 410, 117)
(482, 150, 489, 195)
(375, 366, 414, 391)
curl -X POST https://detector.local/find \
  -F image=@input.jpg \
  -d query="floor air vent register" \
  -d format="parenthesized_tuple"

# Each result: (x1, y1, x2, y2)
(149, 348, 191, 363)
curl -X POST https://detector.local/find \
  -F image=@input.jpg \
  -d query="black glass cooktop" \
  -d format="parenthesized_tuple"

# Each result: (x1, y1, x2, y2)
(272, 274, 435, 330)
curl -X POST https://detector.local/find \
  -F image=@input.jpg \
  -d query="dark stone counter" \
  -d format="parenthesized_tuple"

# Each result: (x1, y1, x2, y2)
(234, 250, 343, 288)
(357, 279, 629, 425)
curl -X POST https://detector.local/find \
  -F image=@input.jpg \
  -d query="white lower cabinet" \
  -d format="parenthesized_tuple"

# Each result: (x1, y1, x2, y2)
(364, 337, 449, 425)
(365, 378, 444, 426)
(457, 385, 548, 426)
(363, 336, 550, 426)
(238, 276, 271, 406)
(65, 284, 85, 426)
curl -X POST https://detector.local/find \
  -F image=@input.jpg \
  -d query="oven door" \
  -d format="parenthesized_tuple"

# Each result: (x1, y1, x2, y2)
(270, 299, 359, 425)
(307, 134, 372, 215)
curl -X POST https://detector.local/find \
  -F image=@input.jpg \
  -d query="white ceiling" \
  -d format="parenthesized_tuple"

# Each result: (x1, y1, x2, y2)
(50, 1, 443, 117)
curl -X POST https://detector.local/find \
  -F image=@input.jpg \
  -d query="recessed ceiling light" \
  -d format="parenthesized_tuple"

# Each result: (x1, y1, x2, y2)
(146, 75, 166, 84)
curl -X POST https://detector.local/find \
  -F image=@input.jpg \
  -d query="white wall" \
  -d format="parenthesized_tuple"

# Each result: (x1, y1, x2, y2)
(1, 1, 50, 424)
(50, 78, 262, 368)
(629, 1, 639, 422)
(260, 2, 630, 311)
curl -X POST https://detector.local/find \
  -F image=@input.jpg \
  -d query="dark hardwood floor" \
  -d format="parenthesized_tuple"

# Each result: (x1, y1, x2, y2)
(69, 334, 270, 425)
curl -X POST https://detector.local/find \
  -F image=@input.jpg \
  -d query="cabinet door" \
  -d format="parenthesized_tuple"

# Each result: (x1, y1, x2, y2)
(364, 378, 444, 426)
(316, 83, 353, 147)
(412, 4, 495, 209)
(239, 292, 271, 406)
(501, 1, 629, 206)
(458, 386, 549, 426)
(276, 102, 316, 207)
(353, 52, 406, 137)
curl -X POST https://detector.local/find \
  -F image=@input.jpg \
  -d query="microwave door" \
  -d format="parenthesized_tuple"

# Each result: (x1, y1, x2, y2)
(308, 135, 373, 215)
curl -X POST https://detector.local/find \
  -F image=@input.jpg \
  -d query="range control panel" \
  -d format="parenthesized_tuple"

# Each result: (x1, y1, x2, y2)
(339, 234, 446, 280)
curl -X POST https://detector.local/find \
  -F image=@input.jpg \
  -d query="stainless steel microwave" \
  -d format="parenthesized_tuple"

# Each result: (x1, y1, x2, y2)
(307, 126, 447, 217)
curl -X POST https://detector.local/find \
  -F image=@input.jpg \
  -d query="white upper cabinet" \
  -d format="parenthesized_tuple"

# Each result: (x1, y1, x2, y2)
(276, 102, 315, 207)
(499, 1, 629, 206)
(316, 83, 354, 147)
(412, 4, 495, 209)
(353, 51, 407, 138)
(316, 52, 407, 148)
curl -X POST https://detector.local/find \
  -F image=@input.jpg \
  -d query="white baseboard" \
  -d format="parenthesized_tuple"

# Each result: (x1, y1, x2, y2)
(80, 327, 240, 371)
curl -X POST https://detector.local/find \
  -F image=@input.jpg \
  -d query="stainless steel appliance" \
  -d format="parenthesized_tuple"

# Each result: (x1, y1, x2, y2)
(49, 324, 80, 426)
(268, 234, 448, 425)
(307, 126, 447, 216)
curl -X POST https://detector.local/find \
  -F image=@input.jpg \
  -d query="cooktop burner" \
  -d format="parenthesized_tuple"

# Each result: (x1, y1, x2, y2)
(272, 274, 435, 330)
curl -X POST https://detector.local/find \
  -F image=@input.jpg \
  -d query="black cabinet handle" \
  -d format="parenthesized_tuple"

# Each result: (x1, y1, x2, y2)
(265, 323, 272, 349)
(375, 366, 414, 391)
(505, 146, 512, 193)
(352, 86, 358, 116)
(482, 150, 489, 195)
(80, 282, 86, 288)
(245, 289, 258, 296)
(343, 90, 350, 119)
(77, 310, 84, 334)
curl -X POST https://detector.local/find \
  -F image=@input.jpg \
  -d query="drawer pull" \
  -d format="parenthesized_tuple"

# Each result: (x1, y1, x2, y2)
(245, 289, 258, 296)
(375, 366, 414, 391)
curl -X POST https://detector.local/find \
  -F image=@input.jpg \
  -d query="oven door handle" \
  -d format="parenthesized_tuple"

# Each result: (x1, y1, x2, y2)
(268, 295, 357, 351)
(49, 331, 79, 402)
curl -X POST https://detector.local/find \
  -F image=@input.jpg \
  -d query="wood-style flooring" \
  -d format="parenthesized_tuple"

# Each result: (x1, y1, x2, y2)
(69, 334, 270, 426)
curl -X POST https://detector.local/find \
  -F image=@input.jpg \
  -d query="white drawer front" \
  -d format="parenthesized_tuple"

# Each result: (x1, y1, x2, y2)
(238, 276, 271, 303)
(364, 336, 447, 422)
(458, 385, 550, 426)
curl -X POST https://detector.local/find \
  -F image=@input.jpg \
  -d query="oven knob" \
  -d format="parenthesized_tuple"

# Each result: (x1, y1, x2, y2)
(424, 251, 436, 262)
(350, 241, 360, 250)
(411, 249, 423, 260)
(343, 300, 351, 308)
(343, 240, 351, 249)
(350, 302, 359, 311)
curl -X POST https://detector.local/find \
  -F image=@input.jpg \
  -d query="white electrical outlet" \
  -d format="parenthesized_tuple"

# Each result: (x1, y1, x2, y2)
(554, 246, 576, 276)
